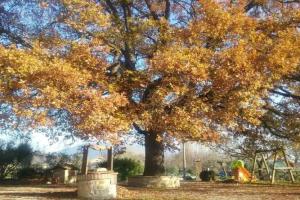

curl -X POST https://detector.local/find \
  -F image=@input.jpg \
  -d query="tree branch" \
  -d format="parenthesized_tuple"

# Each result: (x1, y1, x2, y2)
(105, 0, 119, 19)
(141, 76, 163, 102)
(270, 88, 300, 100)
(144, 0, 159, 20)
(165, 0, 171, 20)
(0, 27, 32, 48)
(133, 122, 147, 135)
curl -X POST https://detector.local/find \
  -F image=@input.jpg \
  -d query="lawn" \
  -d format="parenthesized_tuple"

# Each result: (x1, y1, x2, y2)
(0, 181, 299, 200)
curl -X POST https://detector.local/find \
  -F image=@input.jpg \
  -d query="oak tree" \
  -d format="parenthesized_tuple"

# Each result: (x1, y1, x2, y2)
(0, 0, 299, 176)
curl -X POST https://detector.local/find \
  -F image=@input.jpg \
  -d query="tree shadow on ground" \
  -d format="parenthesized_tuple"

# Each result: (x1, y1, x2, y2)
(0, 183, 76, 188)
(0, 191, 77, 199)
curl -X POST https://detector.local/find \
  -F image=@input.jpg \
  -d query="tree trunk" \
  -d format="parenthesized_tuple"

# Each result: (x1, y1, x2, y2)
(143, 132, 165, 176)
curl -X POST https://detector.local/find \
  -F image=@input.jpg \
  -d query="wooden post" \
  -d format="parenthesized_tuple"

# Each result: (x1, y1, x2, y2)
(262, 154, 270, 176)
(282, 149, 295, 183)
(251, 153, 257, 182)
(182, 142, 186, 179)
(271, 152, 278, 184)
(107, 146, 114, 171)
(81, 145, 89, 175)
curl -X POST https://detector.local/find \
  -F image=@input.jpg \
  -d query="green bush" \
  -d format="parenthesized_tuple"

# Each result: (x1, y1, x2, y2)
(17, 168, 43, 179)
(165, 166, 179, 176)
(99, 158, 143, 181)
(199, 170, 215, 181)
(294, 171, 300, 182)
(186, 168, 196, 176)
(0, 142, 33, 179)
(231, 160, 244, 170)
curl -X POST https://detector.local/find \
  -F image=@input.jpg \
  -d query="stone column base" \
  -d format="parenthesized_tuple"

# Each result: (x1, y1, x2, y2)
(77, 172, 118, 200)
(127, 176, 180, 188)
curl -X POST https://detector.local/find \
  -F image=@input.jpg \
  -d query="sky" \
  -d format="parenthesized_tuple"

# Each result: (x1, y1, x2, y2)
(1, 130, 82, 153)
(1, 126, 146, 159)
(29, 131, 85, 153)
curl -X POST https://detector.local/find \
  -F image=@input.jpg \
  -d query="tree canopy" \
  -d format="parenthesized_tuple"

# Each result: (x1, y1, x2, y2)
(0, 0, 299, 175)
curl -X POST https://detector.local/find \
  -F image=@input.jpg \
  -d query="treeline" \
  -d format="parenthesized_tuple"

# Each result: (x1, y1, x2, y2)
(0, 141, 81, 181)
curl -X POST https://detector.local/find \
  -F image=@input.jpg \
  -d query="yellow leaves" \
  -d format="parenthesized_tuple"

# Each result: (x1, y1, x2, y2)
(146, 0, 300, 141)
(0, 0, 299, 144)
(63, 0, 109, 31)
(0, 37, 129, 142)
(195, 0, 256, 41)
(74, 93, 130, 142)
(266, 29, 300, 76)
(159, 107, 219, 142)
(151, 45, 211, 83)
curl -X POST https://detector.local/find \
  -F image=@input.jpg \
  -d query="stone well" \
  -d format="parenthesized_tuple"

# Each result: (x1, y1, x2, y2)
(127, 176, 180, 188)
(77, 171, 118, 200)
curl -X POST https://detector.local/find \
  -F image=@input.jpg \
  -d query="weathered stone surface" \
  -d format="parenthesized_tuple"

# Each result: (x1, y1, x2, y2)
(127, 176, 180, 188)
(77, 172, 118, 200)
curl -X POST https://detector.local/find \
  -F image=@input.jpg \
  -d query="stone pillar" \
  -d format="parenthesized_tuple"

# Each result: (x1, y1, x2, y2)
(77, 172, 118, 200)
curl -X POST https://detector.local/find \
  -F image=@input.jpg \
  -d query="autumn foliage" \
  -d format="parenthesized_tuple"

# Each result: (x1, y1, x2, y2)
(0, 0, 299, 175)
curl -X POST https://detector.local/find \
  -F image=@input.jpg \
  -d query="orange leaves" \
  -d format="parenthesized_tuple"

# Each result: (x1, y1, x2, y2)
(62, 0, 109, 31)
(1, 0, 299, 145)
(152, 45, 211, 83)
(266, 29, 300, 76)
(0, 38, 130, 142)
(147, 0, 300, 140)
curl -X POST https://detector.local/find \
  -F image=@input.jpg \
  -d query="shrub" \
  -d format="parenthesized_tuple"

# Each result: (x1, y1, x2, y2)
(165, 166, 179, 176)
(199, 170, 215, 181)
(17, 168, 43, 179)
(294, 171, 300, 182)
(186, 168, 196, 176)
(231, 160, 244, 170)
(99, 158, 143, 181)
(0, 142, 33, 179)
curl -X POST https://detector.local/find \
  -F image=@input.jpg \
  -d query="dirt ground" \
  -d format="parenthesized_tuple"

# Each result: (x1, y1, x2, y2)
(0, 182, 299, 200)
